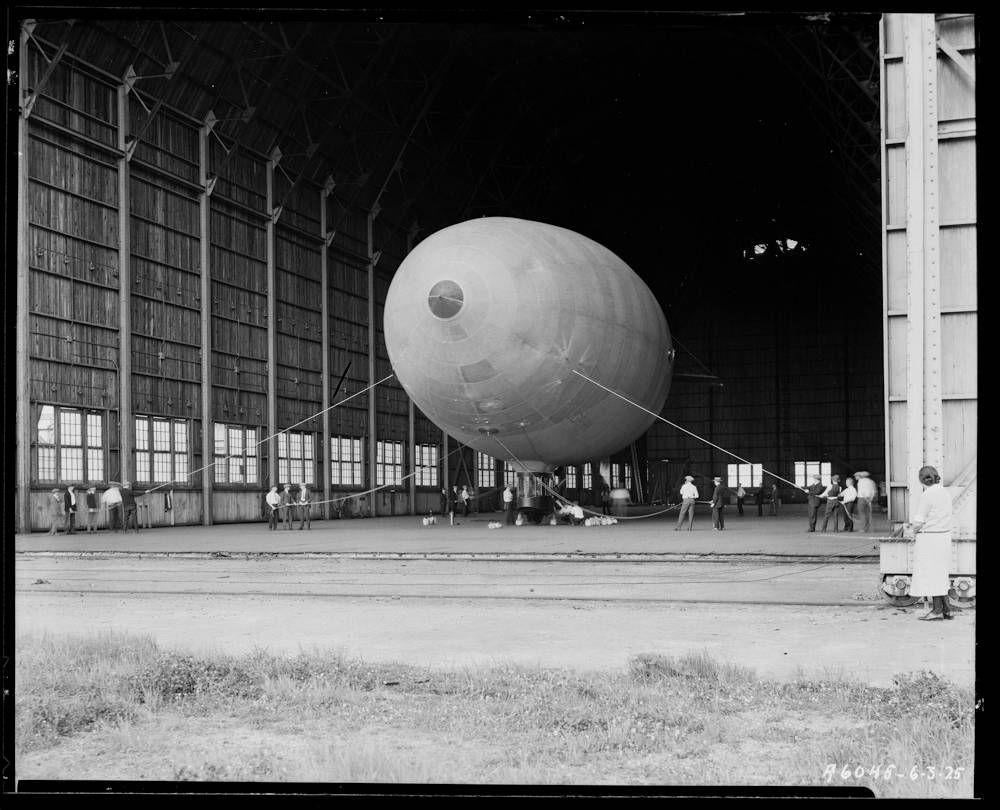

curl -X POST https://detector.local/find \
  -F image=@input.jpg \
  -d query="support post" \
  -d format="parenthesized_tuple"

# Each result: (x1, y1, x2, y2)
(366, 209, 377, 517)
(902, 14, 943, 511)
(16, 27, 32, 532)
(320, 177, 334, 519)
(117, 81, 133, 487)
(198, 112, 214, 525)
(266, 149, 278, 486)
(406, 228, 417, 515)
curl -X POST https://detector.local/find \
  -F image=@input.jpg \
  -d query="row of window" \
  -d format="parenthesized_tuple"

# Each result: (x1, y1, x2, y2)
(34, 406, 439, 488)
(36, 407, 844, 491)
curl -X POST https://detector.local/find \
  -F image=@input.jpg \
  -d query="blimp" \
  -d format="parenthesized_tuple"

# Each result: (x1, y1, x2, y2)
(384, 217, 674, 515)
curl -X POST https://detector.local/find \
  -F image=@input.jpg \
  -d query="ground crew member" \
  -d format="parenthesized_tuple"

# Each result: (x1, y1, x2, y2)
(265, 486, 281, 530)
(820, 475, 843, 532)
(710, 476, 730, 530)
(855, 471, 876, 532)
(675, 475, 698, 531)
(803, 475, 825, 532)
(910, 465, 954, 620)
(280, 483, 294, 530)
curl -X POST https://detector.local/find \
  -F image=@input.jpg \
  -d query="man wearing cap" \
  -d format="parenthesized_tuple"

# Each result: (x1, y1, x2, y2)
(855, 471, 876, 532)
(710, 476, 730, 531)
(820, 475, 843, 532)
(803, 474, 826, 532)
(910, 465, 953, 620)
(675, 475, 698, 531)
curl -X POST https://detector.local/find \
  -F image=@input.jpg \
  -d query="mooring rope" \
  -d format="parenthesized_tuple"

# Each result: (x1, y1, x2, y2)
(140, 373, 396, 495)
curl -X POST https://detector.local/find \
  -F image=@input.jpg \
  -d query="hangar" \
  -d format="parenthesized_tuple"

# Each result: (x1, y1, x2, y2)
(12, 11, 976, 540)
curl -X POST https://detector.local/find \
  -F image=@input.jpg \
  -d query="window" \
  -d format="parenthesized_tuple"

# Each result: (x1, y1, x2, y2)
(415, 444, 439, 487)
(278, 430, 315, 485)
(610, 463, 634, 490)
(728, 463, 763, 488)
(476, 452, 495, 489)
(794, 460, 832, 487)
(376, 440, 403, 486)
(35, 405, 104, 483)
(503, 461, 518, 487)
(213, 424, 259, 484)
(565, 466, 577, 489)
(582, 462, 593, 490)
(135, 416, 189, 484)
(331, 436, 363, 486)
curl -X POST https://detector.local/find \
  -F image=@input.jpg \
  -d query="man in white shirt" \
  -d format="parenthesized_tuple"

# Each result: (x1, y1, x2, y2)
(503, 485, 515, 524)
(840, 477, 858, 532)
(855, 471, 877, 532)
(675, 475, 698, 531)
(910, 465, 954, 620)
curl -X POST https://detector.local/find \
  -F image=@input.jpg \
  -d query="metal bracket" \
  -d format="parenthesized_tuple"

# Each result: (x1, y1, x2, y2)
(325, 231, 336, 247)
(271, 206, 283, 224)
(205, 175, 218, 197)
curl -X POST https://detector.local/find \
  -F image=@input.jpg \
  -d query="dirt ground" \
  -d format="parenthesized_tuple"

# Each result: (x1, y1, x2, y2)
(15, 557, 974, 687)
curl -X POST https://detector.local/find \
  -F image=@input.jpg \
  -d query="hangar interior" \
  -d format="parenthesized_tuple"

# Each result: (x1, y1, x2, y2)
(12, 11, 977, 531)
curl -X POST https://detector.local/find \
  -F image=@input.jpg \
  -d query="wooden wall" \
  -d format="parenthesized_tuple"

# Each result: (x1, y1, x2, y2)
(17, 35, 443, 530)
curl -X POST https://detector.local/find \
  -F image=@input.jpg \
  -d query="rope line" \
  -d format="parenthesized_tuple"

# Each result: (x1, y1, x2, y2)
(571, 369, 803, 491)
(141, 373, 395, 495)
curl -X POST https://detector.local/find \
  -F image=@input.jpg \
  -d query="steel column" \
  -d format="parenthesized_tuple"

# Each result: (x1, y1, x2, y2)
(266, 149, 278, 486)
(366, 210, 377, 517)
(16, 27, 32, 532)
(406, 228, 417, 515)
(198, 112, 214, 525)
(117, 82, 133, 487)
(903, 14, 943, 512)
(320, 177, 334, 519)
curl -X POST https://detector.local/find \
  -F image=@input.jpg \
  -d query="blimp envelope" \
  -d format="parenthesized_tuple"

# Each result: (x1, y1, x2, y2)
(384, 217, 673, 471)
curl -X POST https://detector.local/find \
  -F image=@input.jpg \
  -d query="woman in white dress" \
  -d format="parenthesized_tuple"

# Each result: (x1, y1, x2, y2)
(909, 466, 954, 620)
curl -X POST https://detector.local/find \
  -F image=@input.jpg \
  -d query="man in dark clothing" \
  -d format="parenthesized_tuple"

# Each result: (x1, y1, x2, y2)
(710, 476, 730, 530)
(120, 482, 138, 533)
(804, 475, 825, 532)
(820, 475, 844, 532)
(63, 485, 78, 534)
(757, 483, 766, 516)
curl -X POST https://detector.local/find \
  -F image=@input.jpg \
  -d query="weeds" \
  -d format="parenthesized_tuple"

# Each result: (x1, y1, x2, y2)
(15, 633, 975, 794)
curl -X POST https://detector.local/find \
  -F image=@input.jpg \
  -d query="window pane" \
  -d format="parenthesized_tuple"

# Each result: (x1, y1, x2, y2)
(331, 438, 340, 462)
(214, 424, 227, 455)
(246, 429, 257, 454)
(87, 413, 102, 447)
(246, 457, 257, 483)
(174, 421, 188, 452)
(753, 464, 762, 486)
(215, 458, 228, 483)
(153, 452, 171, 482)
(87, 448, 103, 481)
(304, 435, 313, 460)
(352, 463, 361, 485)
(135, 418, 148, 451)
(37, 405, 55, 444)
(136, 451, 150, 482)
(151, 419, 169, 451)
(38, 446, 56, 480)
(279, 459, 289, 484)
(229, 456, 243, 484)
(229, 428, 243, 456)
(290, 433, 302, 457)
(61, 447, 83, 480)
(60, 410, 82, 447)
(174, 453, 188, 480)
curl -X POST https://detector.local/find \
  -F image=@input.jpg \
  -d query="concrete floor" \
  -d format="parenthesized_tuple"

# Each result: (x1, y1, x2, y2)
(15, 509, 886, 558)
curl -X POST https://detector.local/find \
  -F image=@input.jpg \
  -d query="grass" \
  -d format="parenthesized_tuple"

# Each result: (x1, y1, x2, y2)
(15, 632, 975, 795)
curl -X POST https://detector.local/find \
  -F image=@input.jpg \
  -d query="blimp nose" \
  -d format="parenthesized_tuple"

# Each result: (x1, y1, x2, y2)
(427, 279, 464, 319)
